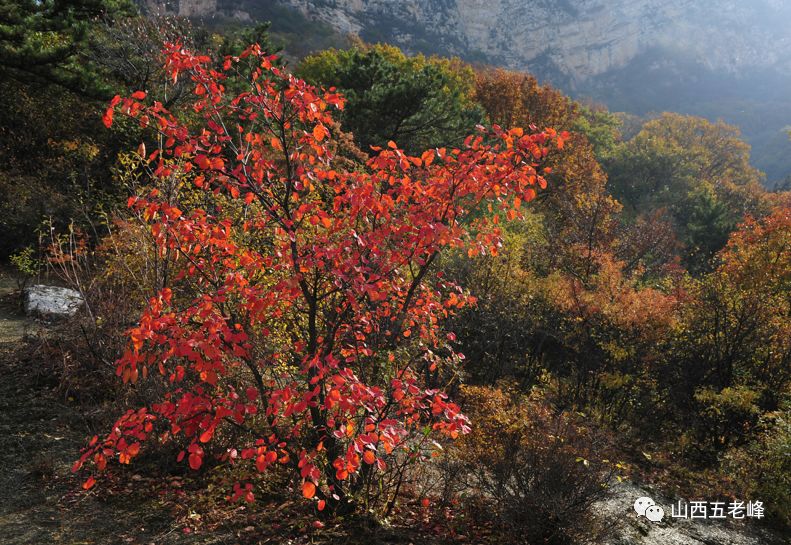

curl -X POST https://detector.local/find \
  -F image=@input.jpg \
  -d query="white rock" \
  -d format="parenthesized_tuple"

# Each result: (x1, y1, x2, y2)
(24, 285, 84, 319)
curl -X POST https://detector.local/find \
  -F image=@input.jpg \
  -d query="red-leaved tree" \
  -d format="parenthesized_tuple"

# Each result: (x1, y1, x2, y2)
(73, 43, 565, 511)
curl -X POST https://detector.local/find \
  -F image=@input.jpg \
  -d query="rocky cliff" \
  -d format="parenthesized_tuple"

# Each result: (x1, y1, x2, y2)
(144, 1, 791, 83)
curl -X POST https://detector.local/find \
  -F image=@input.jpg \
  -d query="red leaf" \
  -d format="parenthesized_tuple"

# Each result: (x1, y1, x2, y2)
(102, 108, 114, 128)
(195, 155, 211, 170)
(302, 481, 316, 499)
(255, 454, 266, 472)
(245, 387, 258, 401)
(127, 442, 140, 457)
(363, 450, 376, 465)
(188, 453, 202, 470)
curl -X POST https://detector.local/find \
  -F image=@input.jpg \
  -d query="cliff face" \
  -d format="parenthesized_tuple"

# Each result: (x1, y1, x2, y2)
(278, 0, 660, 79)
(262, 0, 791, 81)
(142, 1, 791, 83)
(143, 0, 218, 18)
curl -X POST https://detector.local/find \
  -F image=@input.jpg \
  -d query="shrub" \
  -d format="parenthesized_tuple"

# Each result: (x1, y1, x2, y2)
(10, 246, 40, 292)
(725, 401, 791, 526)
(72, 42, 567, 516)
(447, 385, 615, 545)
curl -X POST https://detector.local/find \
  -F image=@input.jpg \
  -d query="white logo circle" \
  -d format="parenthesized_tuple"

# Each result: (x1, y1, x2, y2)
(645, 504, 665, 522)
(634, 496, 655, 517)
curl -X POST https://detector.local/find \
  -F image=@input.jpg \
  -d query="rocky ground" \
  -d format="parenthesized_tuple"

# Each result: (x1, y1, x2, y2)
(592, 481, 787, 545)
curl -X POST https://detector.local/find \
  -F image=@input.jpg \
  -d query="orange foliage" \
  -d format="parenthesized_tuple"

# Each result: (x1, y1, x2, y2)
(475, 67, 621, 278)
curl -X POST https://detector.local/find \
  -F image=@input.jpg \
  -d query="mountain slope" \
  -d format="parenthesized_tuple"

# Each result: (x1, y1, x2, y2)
(141, 0, 791, 184)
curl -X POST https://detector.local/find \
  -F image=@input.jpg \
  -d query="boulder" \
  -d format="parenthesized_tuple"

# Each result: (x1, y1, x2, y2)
(23, 285, 83, 319)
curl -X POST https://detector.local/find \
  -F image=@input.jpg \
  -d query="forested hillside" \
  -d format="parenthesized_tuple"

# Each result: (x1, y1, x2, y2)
(0, 2, 788, 545)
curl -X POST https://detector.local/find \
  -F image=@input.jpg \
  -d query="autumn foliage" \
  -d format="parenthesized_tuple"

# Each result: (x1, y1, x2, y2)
(72, 43, 565, 509)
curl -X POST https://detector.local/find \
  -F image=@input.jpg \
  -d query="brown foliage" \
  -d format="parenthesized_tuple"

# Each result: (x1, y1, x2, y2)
(439, 385, 615, 545)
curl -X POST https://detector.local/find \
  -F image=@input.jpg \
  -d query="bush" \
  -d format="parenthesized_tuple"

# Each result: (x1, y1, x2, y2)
(446, 385, 615, 545)
(71, 42, 566, 517)
(9, 246, 40, 293)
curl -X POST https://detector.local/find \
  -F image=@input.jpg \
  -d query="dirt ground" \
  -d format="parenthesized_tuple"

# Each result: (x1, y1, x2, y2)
(0, 274, 244, 544)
